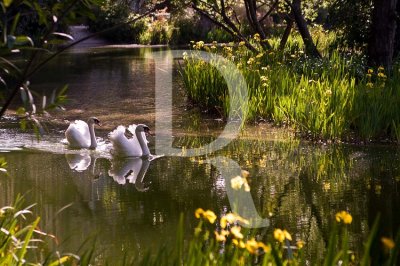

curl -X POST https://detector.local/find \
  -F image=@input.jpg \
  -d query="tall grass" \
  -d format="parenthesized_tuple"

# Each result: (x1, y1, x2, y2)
(1, 196, 398, 265)
(181, 32, 400, 142)
(0, 195, 82, 265)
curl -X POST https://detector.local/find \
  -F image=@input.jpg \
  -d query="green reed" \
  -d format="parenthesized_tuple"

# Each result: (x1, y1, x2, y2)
(181, 32, 400, 142)
(0, 195, 82, 265)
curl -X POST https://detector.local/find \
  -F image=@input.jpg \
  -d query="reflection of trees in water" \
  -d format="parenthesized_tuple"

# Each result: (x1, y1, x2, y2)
(173, 136, 400, 263)
(0, 140, 399, 263)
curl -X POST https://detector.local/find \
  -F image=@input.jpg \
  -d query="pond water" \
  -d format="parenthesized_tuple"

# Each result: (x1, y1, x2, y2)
(0, 47, 399, 264)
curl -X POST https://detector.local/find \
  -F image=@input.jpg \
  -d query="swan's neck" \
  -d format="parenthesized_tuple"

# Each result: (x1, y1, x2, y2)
(88, 123, 97, 149)
(136, 128, 150, 156)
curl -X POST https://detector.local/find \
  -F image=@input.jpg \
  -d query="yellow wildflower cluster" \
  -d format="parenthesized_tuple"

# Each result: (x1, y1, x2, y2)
(273, 228, 292, 243)
(378, 72, 387, 79)
(253, 33, 261, 42)
(193, 41, 205, 50)
(231, 170, 251, 191)
(216, 223, 271, 254)
(195, 208, 217, 223)
(335, 211, 352, 224)
(220, 212, 249, 228)
(244, 238, 271, 254)
(247, 57, 255, 65)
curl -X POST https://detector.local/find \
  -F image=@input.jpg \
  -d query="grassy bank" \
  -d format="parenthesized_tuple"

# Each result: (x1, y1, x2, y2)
(181, 31, 400, 143)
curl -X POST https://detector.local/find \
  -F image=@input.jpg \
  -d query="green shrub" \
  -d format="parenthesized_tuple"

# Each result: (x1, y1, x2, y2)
(88, 1, 147, 43)
(139, 20, 173, 45)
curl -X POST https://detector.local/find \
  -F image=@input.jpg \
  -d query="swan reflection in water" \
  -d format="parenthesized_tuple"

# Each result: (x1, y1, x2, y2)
(65, 153, 93, 172)
(65, 153, 154, 191)
(108, 157, 151, 191)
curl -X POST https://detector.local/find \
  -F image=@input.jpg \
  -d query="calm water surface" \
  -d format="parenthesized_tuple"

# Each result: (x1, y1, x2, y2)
(0, 48, 399, 264)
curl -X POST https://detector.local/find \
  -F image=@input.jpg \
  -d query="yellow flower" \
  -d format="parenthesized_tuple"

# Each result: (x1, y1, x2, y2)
(243, 182, 250, 192)
(220, 213, 236, 228)
(220, 213, 249, 228)
(232, 239, 246, 248)
(239, 41, 246, 46)
(247, 57, 255, 65)
(196, 41, 205, 48)
(367, 82, 374, 88)
(325, 89, 332, 96)
(366, 73, 372, 78)
(253, 33, 261, 42)
(274, 229, 291, 242)
(274, 229, 285, 243)
(230, 226, 244, 239)
(335, 211, 352, 224)
(241, 170, 250, 178)
(260, 76, 268, 82)
(258, 242, 271, 253)
(378, 66, 385, 72)
(231, 176, 245, 190)
(214, 231, 226, 242)
(204, 210, 217, 223)
(378, 72, 387, 79)
(223, 46, 233, 53)
(195, 208, 204, 218)
(256, 53, 264, 59)
(297, 240, 305, 249)
(368, 69, 374, 74)
(195, 208, 216, 223)
(221, 229, 230, 236)
(381, 237, 395, 249)
(283, 230, 292, 241)
(245, 238, 259, 254)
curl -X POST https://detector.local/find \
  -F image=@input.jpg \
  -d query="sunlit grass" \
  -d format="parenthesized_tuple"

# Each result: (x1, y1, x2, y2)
(0, 195, 81, 265)
(181, 30, 400, 143)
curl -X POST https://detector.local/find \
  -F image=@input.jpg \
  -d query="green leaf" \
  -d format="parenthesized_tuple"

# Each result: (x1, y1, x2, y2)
(9, 12, 20, 35)
(15, 36, 34, 46)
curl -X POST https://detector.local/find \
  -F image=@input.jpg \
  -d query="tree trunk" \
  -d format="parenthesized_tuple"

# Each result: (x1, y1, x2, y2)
(368, 0, 398, 70)
(290, 0, 321, 58)
(394, 1, 400, 58)
(244, 0, 272, 49)
(279, 16, 294, 50)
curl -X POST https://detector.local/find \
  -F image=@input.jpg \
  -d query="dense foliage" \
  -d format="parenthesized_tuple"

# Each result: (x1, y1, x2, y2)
(182, 32, 400, 142)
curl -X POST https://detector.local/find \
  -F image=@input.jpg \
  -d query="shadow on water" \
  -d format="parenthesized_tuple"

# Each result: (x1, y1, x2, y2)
(0, 47, 399, 264)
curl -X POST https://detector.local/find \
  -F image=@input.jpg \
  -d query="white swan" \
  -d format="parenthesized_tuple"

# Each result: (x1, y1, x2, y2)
(108, 124, 151, 157)
(65, 117, 101, 149)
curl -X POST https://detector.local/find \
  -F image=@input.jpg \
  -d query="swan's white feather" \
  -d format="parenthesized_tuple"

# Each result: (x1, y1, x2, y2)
(109, 125, 142, 157)
(65, 120, 90, 148)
